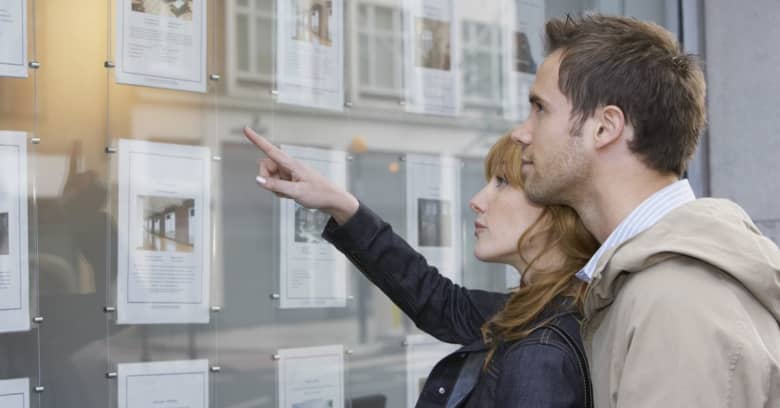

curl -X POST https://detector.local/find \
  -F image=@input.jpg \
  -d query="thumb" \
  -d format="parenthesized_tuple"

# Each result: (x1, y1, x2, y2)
(256, 175, 298, 198)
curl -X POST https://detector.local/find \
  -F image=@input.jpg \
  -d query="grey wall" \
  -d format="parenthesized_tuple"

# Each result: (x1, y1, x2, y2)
(704, 0, 780, 243)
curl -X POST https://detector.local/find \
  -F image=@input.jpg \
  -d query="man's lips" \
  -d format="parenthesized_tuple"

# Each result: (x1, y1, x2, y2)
(474, 221, 486, 235)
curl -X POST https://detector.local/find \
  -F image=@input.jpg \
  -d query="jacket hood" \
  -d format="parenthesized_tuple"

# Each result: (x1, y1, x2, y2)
(585, 198, 780, 322)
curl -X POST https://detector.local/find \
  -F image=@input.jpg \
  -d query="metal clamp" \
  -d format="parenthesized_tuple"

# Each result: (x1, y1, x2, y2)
(104, 61, 115, 68)
(103, 306, 116, 313)
(347, 295, 355, 301)
(105, 372, 117, 379)
(270, 89, 279, 96)
(34, 386, 45, 393)
(209, 74, 221, 81)
(344, 101, 353, 108)
(210, 306, 222, 312)
(271, 354, 281, 361)
(212, 156, 222, 162)
(345, 349, 354, 356)
(269, 293, 280, 300)
(105, 146, 117, 154)
(210, 366, 221, 373)
(33, 316, 44, 324)
(28, 61, 41, 69)
(30, 137, 41, 145)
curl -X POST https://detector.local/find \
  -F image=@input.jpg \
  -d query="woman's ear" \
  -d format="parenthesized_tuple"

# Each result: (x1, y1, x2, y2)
(593, 105, 626, 149)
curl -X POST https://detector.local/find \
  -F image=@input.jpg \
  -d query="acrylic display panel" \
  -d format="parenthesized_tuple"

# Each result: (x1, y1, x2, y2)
(0, 0, 677, 407)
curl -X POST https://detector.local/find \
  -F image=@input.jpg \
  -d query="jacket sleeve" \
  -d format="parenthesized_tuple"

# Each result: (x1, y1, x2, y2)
(496, 342, 584, 407)
(322, 203, 508, 345)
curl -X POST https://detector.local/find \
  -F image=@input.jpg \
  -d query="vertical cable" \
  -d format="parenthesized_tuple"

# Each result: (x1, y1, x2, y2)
(104, 1, 114, 407)
(210, 1, 220, 406)
(29, 1, 43, 404)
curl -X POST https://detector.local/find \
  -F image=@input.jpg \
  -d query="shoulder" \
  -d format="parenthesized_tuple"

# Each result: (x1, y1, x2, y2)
(502, 338, 574, 365)
(499, 317, 581, 374)
(618, 256, 730, 312)
(613, 257, 750, 337)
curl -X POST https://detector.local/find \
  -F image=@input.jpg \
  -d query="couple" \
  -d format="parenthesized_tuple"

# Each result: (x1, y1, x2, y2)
(247, 15, 780, 408)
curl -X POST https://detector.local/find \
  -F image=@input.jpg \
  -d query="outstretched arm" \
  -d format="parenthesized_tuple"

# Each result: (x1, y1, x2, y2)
(244, 128, 507, 344)
(322, 204, 507, 344)
(244, 127, 359, 225)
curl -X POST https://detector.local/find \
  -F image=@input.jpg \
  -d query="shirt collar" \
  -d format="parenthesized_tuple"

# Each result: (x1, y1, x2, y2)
(576, 179, 696, 282)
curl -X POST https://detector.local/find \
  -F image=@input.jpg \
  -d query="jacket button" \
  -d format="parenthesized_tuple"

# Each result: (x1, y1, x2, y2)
(438, 387, 446, 395)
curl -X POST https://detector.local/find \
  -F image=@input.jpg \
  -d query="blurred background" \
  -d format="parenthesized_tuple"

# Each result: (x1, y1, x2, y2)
(0, 0, 777, 407)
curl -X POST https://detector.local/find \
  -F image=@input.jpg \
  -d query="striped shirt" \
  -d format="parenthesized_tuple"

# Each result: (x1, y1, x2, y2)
(576, 179, 696, 282)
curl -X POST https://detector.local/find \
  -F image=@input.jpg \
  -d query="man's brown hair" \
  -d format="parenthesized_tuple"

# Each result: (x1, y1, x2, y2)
(545, 14, 707, 176)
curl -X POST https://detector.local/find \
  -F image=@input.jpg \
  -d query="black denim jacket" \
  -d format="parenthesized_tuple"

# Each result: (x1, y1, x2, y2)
(322, 204, 589, 408)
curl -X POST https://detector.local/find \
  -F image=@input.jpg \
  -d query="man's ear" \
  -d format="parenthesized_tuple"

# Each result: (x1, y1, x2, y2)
(593, 105, 625, 149)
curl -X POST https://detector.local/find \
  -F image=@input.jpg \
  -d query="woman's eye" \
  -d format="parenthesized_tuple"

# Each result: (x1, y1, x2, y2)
(495, 176, 508, 187)
(532, 102, 544, 113)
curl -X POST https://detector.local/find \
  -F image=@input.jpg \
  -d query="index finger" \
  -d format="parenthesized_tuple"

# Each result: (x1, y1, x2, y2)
(243, 127, 295, 168)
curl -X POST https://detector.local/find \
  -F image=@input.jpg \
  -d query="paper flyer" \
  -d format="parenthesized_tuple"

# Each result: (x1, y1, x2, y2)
(116, 0, 207, 92)
(405, 154, 461, 283)
(117, 139, 211, 324)
(0, 377, 29, 408)
(118, 359, 208, 408)
(276, 0, 345, 110)
(0, 0, 27, 78)
(279, 145, 348, 309)
(0, 131, 29, 333)
(403, 0, 460, 116)
(277, 345, 344, 408)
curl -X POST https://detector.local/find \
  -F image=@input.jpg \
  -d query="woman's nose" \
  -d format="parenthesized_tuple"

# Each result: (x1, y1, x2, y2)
(469, 192, 485, 214)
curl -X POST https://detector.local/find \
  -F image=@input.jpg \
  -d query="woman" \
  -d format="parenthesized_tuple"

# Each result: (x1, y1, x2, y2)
(245, 128, 598, 407)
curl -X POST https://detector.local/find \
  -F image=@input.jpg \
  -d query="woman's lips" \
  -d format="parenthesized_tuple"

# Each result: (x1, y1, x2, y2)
(474, 221, 486, 236)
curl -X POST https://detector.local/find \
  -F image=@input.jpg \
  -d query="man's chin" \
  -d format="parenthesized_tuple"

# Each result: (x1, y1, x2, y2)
(524, 182, 556, 205)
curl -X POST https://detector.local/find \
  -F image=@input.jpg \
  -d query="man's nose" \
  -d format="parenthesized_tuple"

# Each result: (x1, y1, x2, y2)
(510, 122, 532, 145)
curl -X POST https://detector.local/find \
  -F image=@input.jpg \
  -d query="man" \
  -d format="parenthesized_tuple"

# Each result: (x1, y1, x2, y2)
(512, 14, 780, 407)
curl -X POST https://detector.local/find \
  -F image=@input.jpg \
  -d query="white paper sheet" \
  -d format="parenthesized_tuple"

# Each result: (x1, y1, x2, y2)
(0, 0, 27, 78)
(404, 334, 459, 407)
(502, 0, 545, 121)
(117, 139, 211, 324)
(276, 0, 345, 111)
(0, 377, 29, 408)
(0, 131, 29, 333)
(279, 145, 347, 309)
(118, 359, 208, 408)
(405, 154, 461, 283)
(277, 345, 344, 408)
(115, 0, 207, 92)
(403, 0, 460, 116)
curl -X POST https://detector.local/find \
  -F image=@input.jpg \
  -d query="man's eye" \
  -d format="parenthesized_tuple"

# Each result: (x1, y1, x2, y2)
(495, 176, 508, 186)
(532, 102, 544, 113)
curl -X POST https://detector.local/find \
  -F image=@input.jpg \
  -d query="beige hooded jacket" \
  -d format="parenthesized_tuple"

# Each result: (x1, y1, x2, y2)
(582, 198, 780, 407)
